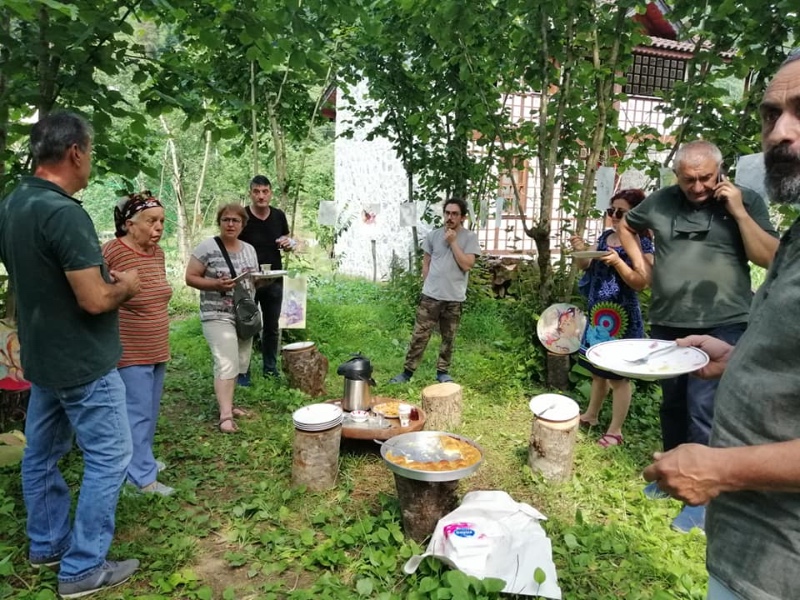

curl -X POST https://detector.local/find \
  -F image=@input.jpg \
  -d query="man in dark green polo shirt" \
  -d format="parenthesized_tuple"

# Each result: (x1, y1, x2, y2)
(644, 49, 800, 600)
(619, 140, 779, 532)
(0, 111, 141, 598)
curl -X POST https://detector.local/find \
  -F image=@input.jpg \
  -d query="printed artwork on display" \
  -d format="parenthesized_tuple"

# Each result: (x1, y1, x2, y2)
(280, 276, 307, 329)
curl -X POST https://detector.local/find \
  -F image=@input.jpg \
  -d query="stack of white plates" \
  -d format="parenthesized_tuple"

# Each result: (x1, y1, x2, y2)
(292, 403, 343, 432)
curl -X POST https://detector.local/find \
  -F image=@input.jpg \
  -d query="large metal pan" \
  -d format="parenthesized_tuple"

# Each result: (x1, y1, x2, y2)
(378, 431, 484, 482)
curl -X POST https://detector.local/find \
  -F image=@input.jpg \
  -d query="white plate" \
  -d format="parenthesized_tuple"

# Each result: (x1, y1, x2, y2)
(283, 341, 315, 351)
(585, 339, 709, 380)
(292, 403, 343, 426)
(528, 393, 579, 422)
(252, 270, 288, 279)
(570, 250, 611, 259)
(536, 303, 586, 355)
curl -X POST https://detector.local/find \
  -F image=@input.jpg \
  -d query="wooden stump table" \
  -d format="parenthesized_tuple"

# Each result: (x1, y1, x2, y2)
(291, 424, 342, 491)
(393, 473, 459, 542)
(528, 414, 579, 482)
(282, 341, 328, 397)
(421, 382, 462, 431)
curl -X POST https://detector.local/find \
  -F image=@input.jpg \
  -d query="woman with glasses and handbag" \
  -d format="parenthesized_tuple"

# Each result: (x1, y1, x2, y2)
(185, 203, 260, 433)
(569, 189, 654, 448)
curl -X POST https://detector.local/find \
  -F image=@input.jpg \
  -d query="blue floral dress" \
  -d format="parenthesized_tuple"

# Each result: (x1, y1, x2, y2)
(578, 229, 654, 377)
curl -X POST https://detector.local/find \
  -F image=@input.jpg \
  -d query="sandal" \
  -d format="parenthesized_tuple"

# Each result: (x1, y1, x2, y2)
(218, 417, 239, 433)
(579, 418, 598, 429)
(232, 407, 254, 419)
(597, 433, 623, 447)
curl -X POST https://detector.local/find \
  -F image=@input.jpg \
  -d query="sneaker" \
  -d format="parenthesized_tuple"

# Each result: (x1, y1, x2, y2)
(236, 372, 251, 387)
(388, 372, 412, 384)
(138, 481, 175, 496)
(155, 459, 167, 473)
(30, 550, 65, 569)
(436, 372, 454, 383)
(58, 559, 140, 599)
(643, 481, 670, 500)
(671, 505, 706, 534)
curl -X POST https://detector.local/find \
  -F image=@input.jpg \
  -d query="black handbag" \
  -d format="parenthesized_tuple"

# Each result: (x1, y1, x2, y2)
(213, 237, 262, 339)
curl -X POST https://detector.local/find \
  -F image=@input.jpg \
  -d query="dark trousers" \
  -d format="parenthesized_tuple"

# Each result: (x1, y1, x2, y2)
(651, 322, 746, 451)
(255, 281, 283, 374)
(404, 295, 463, 373)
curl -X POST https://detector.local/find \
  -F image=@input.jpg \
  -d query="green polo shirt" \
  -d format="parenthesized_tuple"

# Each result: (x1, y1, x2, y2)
(625, 185, 777, 328)
(0, 177, 121, 387)
(706, 217, 800, 600)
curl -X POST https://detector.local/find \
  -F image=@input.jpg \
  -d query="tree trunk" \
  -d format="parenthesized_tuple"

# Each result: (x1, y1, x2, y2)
(160, 117, 191, 263)
(528, 413, 579, 482)
(291, 425, 342, 491)
(250, 61, 258, 175)
(394, 474, 459, 542)
(267, 100, 288, 210)
(421, 382, 462, 431)
(193, 128, 212, 233)
(0, 12, 8, 182)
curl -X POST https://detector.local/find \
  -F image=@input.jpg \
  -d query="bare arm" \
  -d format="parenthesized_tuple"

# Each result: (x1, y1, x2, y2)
(715, 181, 778, 268)
(422, 253, 431, 280)
(618, 217, 652, 285)
(643, 440, 800, 506)
(185, 256, 236, 293)
(568, 235, 596, 270)
(444, 228, 476, 272)
(599, 247, 654, 291)
(65, 266, 140, 315)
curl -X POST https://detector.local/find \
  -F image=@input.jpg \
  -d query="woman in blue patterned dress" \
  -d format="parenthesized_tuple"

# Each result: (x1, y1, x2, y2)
(570, 189, 654, 447)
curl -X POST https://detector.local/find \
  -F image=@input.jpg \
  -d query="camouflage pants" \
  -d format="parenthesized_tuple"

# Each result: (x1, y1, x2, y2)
(404, 294, 464, 373)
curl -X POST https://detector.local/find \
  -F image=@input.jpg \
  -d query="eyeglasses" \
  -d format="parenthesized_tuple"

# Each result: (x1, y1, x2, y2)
(605, 207, 628, 219)
(221, 217, 242, 224)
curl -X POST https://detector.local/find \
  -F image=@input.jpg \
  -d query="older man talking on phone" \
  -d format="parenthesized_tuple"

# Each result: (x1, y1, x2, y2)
(618, 139, 779, 532)
(644, 48, 800, 600)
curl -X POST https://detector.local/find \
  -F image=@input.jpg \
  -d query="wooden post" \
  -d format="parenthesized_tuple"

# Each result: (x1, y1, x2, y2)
(546, 352, 571, 390)
(394, 474, 459, 542)
(528, 415, 579, 482)
(291, 425, 342, 491)
(281, 342, 329, 397)
(421, 382, 462, 431)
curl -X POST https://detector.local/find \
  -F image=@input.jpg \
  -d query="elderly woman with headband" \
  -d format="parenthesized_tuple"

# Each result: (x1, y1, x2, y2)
(102, 191, 174, 495)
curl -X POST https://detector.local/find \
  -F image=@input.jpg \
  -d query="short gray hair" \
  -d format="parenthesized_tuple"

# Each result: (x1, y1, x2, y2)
(29, 111, 93, 167)
(781, 48, 800, 67)
(672, 140, 723, 171)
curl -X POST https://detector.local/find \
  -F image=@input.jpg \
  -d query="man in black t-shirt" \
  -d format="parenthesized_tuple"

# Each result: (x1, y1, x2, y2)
(238, 175, 293, 379)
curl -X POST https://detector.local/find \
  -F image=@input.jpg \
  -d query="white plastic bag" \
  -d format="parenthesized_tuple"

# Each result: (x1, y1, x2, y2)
(403, 490, 562, 598)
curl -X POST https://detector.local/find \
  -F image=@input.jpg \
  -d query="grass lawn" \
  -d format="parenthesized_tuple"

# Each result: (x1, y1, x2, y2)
(0, 277, 706, 599)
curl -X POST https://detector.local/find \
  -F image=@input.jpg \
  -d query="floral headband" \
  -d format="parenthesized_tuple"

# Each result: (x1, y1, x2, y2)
(114, 191, 163, 237)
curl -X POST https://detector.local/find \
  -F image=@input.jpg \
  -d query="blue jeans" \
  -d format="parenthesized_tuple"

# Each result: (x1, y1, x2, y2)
(708, 575, 743, 599)
(22, 369, 132, 582)
(119, 363, 166, 488)
(651, 323, 746, 450)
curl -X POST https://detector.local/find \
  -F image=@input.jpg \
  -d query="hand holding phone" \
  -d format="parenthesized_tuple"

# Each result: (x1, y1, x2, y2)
(230, 272, 249, 284)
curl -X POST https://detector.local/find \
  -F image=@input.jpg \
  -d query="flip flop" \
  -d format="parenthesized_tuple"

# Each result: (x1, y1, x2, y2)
(232, 407, 254, 419)
(218, 417, 239, 433)
(597, 433, 623, 447)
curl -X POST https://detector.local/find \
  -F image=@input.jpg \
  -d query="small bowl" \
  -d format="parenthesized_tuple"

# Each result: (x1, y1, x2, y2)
(350, 410, 369, 422)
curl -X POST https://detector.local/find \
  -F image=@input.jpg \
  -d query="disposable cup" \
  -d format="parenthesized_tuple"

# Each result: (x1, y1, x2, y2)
(398, 404, 412, 427)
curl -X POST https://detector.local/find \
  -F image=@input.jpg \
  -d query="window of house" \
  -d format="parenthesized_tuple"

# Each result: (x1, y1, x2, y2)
(624, 54, 687, 97)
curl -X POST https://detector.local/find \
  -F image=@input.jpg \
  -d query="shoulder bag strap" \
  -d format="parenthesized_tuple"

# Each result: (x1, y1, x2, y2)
(213, 236, 237, 278)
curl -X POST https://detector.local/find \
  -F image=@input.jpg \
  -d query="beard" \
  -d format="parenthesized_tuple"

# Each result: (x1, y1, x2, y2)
(764, 144, 800, 205)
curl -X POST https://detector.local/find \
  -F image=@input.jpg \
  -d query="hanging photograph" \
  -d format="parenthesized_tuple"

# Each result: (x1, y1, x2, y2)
(317, 200, 336, 226)
(399, 202, 417, 227)
(280, 276, 307, 329)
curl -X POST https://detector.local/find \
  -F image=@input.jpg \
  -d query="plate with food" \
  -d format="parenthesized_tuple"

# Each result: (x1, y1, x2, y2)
(570, 250, 612, 259)
(378, 431, 484, 482)
(585, 338, 709, 380)
(372, 401, 402, 418)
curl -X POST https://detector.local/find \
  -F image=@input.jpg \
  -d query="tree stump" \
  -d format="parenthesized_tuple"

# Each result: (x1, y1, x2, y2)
(421, 382, 462, 431)
(545, 352, 571, 391)
(291, 425, 342, 491)
(281, 341, 328, 397)
(528, 415, 579, 482)
(394, 473, 459, 542)
(0, 387, 30, 432)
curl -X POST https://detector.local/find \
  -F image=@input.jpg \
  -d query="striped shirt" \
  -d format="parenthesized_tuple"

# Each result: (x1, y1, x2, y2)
(190, 237, 259, 322)
(102, 238, 172, 367)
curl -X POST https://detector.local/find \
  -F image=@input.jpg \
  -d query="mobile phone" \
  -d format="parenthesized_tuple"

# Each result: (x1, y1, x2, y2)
(230, 272, 249, 283)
